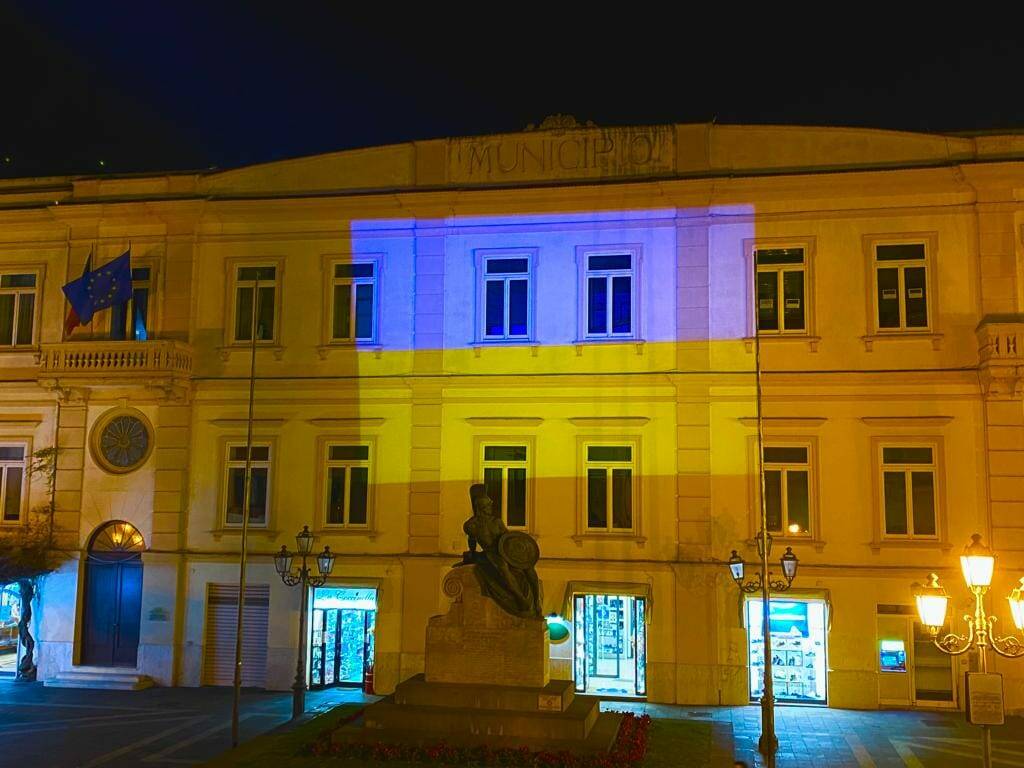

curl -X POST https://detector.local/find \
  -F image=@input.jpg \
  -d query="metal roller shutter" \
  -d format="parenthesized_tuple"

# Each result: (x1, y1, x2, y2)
(202, 583, 270, 687)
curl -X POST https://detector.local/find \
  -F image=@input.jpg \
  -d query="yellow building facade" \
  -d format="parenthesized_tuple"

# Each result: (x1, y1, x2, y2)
(2, 121, 1024, 711)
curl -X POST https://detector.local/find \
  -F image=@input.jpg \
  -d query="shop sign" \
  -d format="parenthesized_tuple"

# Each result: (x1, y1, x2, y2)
(966, 672, 1004, 726)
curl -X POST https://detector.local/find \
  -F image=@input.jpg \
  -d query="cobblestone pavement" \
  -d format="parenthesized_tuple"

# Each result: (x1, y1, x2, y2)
(0, 679, 369, 768)
(608, 700, 1024, 766)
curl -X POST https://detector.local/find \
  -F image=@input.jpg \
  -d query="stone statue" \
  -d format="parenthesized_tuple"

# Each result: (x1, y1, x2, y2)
(461, 484, 542, 619)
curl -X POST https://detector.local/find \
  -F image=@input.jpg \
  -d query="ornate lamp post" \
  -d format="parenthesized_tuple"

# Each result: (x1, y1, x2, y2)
(912, 533, 1024, 768)
(274, 526, 336, 719)
(726, 529, 799, 768)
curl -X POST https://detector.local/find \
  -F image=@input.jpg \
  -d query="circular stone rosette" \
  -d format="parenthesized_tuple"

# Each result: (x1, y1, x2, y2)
(498, 531, 540, 569)
(90, 408, 154, 475)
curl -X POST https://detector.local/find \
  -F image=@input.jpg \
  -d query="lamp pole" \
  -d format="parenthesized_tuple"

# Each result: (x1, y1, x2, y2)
(912, 533, 1024, 768)
(274, 526, 336, 720)
(727, 536, 799, 768)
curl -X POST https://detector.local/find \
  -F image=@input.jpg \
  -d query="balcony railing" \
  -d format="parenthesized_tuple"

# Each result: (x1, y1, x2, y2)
(977, 320, 1024, 365)
(37, 340, 193, 377)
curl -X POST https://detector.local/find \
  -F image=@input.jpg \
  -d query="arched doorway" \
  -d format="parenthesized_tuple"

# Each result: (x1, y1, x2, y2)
(81, 521, 145, 667)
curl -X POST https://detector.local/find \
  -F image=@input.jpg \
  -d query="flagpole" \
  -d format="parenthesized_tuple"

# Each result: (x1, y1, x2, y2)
(231, 274, 260, 748)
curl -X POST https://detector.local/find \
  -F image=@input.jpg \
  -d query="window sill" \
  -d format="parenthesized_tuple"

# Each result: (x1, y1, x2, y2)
(217, 344, 284, 361)
(316, 343, 383, 360)
(573, 339, 645, 357)
(572, 532, 647, 547)
(210, 527, 278, 540)
(870, 537, 952, 554)
(862, 332, 943, 352)
(743, 335, 820, 353)
(470, 340, 539, 358)
(747, 535, 826, 553)
(315, 526, 379, 540)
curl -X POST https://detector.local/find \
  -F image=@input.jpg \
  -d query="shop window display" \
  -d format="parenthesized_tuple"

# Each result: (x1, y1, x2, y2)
(747, 598, 827, 704)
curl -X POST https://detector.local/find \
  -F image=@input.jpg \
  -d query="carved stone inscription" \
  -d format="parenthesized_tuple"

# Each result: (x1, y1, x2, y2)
(448, 126, 675, 184)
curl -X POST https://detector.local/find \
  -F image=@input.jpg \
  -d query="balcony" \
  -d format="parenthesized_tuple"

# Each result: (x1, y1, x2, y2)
(36, 340, 193, 400)
(977, 318, 1024, 399)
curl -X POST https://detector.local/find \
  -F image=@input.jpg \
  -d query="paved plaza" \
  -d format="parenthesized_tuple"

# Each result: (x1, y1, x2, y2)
(613, 700, 1024, 766)
(3, 678, 1024, 767)
(0, 679, 367, 768)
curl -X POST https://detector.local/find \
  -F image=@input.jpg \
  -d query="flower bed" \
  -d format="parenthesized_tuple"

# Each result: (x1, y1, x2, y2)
(308, 711, 651, 767)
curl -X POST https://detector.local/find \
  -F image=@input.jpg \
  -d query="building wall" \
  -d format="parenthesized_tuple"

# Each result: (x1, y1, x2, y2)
(2, 124, 1024, 711)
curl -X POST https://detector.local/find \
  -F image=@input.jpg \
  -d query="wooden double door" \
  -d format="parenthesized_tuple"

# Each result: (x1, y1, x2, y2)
(81, 555, 143, 667)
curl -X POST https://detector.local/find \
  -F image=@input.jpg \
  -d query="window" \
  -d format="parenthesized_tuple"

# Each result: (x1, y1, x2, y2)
(224, 444, 270, 527)
(0, 446, 25, 524)
(232, 266, 277, 343)
(585, 253, 634, 338)
(762, 446, 811, 536)
(755, 248, 805, 333)
(585, 444, 634, 531)
(331, 263, 376, 342)
(110, 267, 151, 341)
(874, 243, 929, 331)
(325, 444, 371, 527)
(881, 446, 936, 538)
(482, 256, 530, 340)
(0, 273, 37, 347)
(481, 444, 528, 528)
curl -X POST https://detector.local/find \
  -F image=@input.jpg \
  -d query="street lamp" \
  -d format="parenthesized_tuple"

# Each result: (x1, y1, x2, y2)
(911, 533, 1024, 768)
(274, 525, 336, 719)
(726, 529, 799, 767)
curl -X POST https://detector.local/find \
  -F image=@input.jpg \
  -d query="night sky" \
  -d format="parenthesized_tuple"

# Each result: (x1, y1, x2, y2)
(3, 4, 1022, 179)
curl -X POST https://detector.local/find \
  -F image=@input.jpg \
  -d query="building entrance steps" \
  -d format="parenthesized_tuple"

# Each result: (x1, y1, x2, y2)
(43, 666, 154, 690)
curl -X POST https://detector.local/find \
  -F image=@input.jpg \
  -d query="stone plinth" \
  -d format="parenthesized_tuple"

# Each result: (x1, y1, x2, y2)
(425, 565, 549, 689)
(334, 561, 621, 753)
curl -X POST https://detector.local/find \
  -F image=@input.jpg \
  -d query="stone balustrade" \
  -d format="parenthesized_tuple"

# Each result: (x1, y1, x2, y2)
(978, 318, 1024, 399)
(36, 340, 193, 378)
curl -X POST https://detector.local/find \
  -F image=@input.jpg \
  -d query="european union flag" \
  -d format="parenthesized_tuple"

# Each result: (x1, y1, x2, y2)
(62, 251, 133, 325)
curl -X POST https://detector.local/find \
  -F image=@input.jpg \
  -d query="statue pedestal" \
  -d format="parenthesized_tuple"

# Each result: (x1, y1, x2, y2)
(335, 564, 621, 753)
(425, 566, 549, 688)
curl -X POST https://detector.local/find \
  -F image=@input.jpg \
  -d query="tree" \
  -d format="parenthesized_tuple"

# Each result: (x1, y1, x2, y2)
(0, 446, 66, 681)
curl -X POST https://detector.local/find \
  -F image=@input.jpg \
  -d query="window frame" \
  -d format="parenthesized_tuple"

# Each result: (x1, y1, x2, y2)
(105, 258, 160, 341)
(863, 233, 938, 337)
(220, 439, 275, 530)
(577, 246, 642, 341)
(321, 440, 374, 530)
(761, 442, 814, 538)
(478, 439, 532, 531)
(314, 434, 379, 535)
(0, 440, 30, 527)
(746, 434, 822, 547)
(322, 254, 382, 347)
(870, 436, 947, 549)
(0, 265, 45, 349)
(742, 238, 816, 341)
(471, 247, 536, 344)
(878, 444, 939, 541)
(224, 257, 284, 347)
(578, 438, 640, 535)
(475, 249, 536, 343)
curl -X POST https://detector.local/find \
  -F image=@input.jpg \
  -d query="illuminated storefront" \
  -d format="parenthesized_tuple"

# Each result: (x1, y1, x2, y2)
(746, 598, 827, 705)
(572, 594, 646, 698)
(309, 587, 377, 690)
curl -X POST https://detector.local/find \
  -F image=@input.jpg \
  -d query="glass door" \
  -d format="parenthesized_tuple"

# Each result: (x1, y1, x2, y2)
(309, 609, 325, 688)
(572, 593, 646, 697)
(573, 594, 586, 692)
